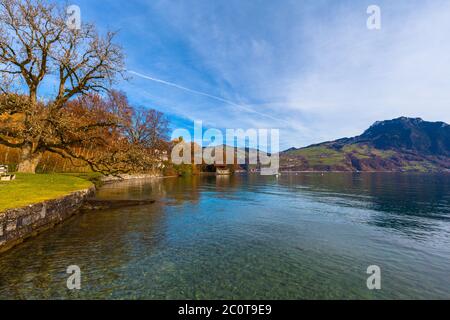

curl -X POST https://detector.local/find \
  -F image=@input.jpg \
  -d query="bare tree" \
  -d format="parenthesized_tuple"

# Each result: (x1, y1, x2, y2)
(126, 105, 170, 171)
(0, 0, 124, 173)
(127, 107, 168, 148)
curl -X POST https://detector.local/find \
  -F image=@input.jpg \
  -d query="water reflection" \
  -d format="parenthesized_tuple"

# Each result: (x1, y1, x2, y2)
(0, 173, 449, 299)
(273, 173, 450, 238)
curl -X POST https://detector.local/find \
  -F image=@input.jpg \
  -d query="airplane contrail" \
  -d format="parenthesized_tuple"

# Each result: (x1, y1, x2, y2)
(127, 70, 290, 125)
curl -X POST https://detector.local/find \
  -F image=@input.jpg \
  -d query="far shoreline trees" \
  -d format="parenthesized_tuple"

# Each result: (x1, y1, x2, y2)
(0, 0, 169, 174)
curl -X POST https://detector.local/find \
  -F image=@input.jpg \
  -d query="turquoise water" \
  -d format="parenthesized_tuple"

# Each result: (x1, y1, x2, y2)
(0, 173, 449, 299)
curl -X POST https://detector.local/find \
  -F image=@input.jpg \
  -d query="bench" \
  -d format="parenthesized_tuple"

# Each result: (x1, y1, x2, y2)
(0, 165, 16, 181)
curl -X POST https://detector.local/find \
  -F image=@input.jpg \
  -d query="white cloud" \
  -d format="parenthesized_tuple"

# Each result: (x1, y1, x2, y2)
(114, 0, 450, 148)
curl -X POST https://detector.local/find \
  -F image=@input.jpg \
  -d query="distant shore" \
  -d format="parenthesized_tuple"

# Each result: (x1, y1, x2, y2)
(100, 173, 163, 183)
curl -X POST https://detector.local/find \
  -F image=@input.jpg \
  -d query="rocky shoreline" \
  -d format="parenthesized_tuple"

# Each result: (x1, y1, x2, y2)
(0, 186, 95, 253)
(0, 174, 164, 254)
(100, 173, 162, 183)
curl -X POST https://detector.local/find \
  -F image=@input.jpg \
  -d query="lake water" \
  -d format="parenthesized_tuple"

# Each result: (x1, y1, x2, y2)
(0, 173, 449, 299)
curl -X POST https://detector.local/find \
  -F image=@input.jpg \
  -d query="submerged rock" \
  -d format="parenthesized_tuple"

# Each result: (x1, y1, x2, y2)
(82, 199, 155, 210)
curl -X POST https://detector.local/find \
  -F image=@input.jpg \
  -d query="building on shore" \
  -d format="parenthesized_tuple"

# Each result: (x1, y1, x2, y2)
(215, 166, 231, 175)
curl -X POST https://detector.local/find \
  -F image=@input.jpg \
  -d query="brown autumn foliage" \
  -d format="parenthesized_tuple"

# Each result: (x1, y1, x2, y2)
(0, 0, 170, 174)
(0, 0, 125, 173)
(0, 91, 170, 174)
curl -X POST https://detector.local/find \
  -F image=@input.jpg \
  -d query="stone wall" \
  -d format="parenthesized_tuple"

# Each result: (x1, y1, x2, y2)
(101, 173, 161, 183)
(0, 187, 95, 253)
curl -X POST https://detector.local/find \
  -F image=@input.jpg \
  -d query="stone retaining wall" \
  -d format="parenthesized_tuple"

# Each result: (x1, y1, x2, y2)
(0, 187, 95, 253)
(101, 173, 161, 183)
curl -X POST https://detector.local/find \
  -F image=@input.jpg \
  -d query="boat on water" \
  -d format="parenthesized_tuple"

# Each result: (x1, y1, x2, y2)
(216, 166, 231, 175)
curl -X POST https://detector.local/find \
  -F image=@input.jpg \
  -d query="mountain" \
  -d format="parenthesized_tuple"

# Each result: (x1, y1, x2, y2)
(280, 117, 450, 172)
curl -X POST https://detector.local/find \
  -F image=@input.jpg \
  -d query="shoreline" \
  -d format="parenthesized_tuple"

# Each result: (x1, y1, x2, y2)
(0, 173, 169, 254)
(100, 173, 163, 183)
(0, 186, 95, 254)
(1, 170, 446, 254)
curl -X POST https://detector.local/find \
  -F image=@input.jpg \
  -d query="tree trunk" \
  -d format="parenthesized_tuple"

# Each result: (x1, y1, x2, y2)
(17, 144, 42, 174)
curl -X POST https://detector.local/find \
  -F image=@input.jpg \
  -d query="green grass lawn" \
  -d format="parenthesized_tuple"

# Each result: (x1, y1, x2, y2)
(0, 173, 94, 213)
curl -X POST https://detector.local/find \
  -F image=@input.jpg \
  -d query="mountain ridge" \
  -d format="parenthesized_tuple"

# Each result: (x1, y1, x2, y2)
(280, 117, 450, 172)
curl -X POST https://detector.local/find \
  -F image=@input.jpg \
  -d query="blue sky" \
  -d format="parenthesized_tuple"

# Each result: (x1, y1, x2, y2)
(70, 0, 450, 150)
